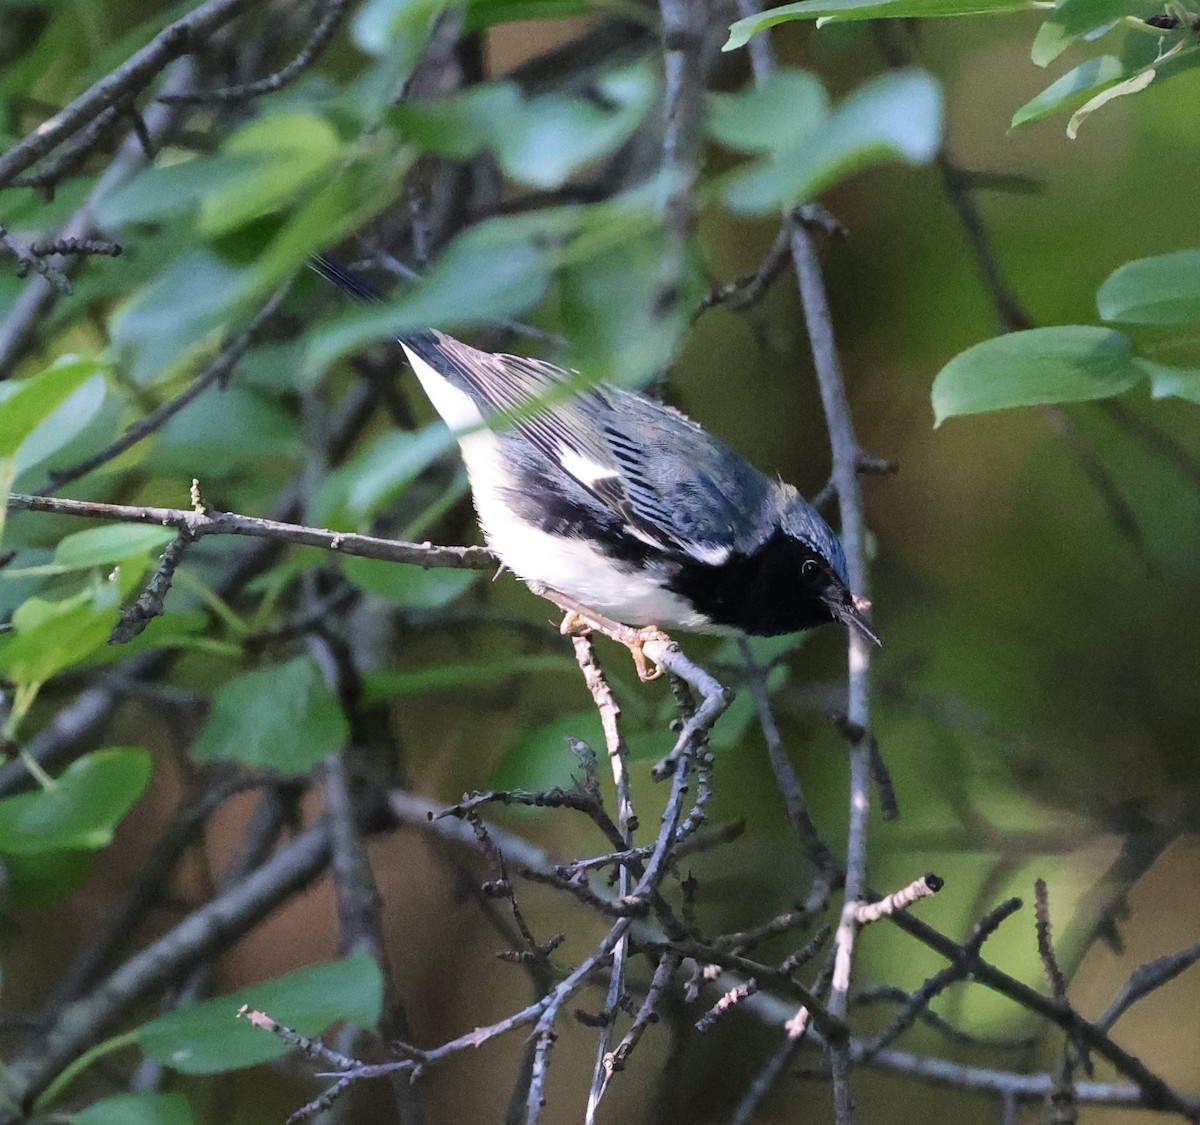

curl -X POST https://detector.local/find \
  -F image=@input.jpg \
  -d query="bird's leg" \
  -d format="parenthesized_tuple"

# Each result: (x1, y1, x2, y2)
(529, 583, 671, 682)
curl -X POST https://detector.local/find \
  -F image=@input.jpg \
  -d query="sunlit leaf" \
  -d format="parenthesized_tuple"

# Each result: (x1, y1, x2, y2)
(0, 590, 120, 685)
(304, 214, 568, 378)
(724, 0, 1034, 50)
(309, 426, 454, 528)
(717, 69, 942, 213)
(1030, 0, 1157, 67)
(197, 113, 343, 237)
(0, 357, 106, 459)
(1097, 249, 1200, 325)
(708, 69, 831, 153)
(53, 525, 178, 569)
(0, 747, 151, 854)
(94, 154, 263, 229)
(1137, 359, 1200, 404)
(931, 326, 1140, 425)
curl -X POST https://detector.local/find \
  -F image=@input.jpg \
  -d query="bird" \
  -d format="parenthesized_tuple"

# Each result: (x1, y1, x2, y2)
(311, 255, 879, 677)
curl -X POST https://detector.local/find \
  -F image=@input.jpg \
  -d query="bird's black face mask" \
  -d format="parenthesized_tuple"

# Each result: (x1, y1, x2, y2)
(801, 559, 881, 647)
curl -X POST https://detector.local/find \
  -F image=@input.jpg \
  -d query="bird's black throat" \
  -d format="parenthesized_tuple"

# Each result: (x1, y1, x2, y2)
(667, 529, 835, 637)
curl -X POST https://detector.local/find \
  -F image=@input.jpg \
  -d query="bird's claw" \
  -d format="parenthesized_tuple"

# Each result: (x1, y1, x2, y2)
(626, 626, 671, 682)
(559, 610, 591, 637)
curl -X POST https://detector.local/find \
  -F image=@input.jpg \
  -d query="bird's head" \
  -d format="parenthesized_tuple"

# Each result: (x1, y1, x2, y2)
(778, 487, 881, 647)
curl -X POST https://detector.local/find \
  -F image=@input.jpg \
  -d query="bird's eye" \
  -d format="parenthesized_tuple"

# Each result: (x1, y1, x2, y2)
(801, 560, 819, 579)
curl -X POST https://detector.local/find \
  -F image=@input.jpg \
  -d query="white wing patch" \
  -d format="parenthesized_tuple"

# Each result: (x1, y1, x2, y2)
(681, 541, 733, 566)
(557, 445, 620, 489)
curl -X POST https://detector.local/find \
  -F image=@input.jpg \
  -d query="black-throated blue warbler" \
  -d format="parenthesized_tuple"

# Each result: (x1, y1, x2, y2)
(312, 255, 879, 675)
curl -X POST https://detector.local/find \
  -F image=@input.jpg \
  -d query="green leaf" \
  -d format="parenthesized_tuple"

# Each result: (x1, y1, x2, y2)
(138, 954, 383, 1074)
(363, 655, 579, 700)
(557, 211, 696, 385)
(1010, 55, 1125, 128)
(0, 457, 16, 548)
(53, 525, 178, 570)
(304, 213, 567, 378)
(724, 0, 1034, 49)
(492, 710, 603, 791)
(143, 386, 296, 476)
(931, 326, 1140, 425)
(495, 63, 658, 189)
(1137, 359, 1200, 404)
(0, 747, 151, 855)
(2, 523, 179, 579)
(351, 0, 446, 56)
(10, 372, 109, 483)
(0, 590, 120, 685)
(75, 1093, 193, 1125)
(242, 147, 413, 296)
(94, 154, 263, 230)
(309, 426, 454, 527)
(342, 556, 480, 607)
(718, 69, 942, 214)
(1030, 0, 1157, 67)
(197, 113, 344, 237)
(110, 251, 248, 385)
(1097, 249, 1200, 325)
(708, 69, 831, 153)
(0, 357, 107, 459)
(190, 657, 349, 774)
(2, 848, 94, 905)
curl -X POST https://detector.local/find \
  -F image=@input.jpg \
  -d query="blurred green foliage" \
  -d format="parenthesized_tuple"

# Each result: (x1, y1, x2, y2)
(0, 0, 1198, 1122)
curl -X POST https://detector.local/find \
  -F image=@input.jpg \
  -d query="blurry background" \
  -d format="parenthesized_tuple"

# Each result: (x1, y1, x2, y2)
(0, 0, 1198, 1122)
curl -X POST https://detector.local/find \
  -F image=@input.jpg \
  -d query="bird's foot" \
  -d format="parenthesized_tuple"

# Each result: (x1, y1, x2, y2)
(532, 583, 672, 683)
(624, 626, 671, 682)
(559, 610, 591, 637)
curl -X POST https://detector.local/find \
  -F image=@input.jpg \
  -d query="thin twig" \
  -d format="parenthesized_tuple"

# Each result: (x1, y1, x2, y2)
(738, 636, 836, 893)
(573, 634, 635, 1123)
(1096, 942, 1200, 1033)
(7, 492, 497, 570)
(47, 283, 293, 492)
(160, 0, 349, 103)
(1034, 878, 1068, 1003)
(0, 0, 255, 189)
(0, 60, 199, 377)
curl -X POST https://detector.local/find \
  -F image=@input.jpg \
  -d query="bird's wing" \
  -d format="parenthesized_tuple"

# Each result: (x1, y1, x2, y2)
(406, 332, 773, 562)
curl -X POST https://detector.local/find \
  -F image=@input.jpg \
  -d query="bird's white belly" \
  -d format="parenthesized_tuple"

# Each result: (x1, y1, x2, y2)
(400, 341, 714, 631)
(469, 442, 711, 629)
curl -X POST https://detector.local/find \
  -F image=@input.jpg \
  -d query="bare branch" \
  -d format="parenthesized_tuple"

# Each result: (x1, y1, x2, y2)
(854, 873, 943, 925)
(1034, 878, 1069, 1003)
(0, 0, 255, 190)
(46, 282, 293, 493)
(1097, 941, 1200, 1033)
(7, 492, 497, 571)
(3, 824, 333, 1114)
(160, 0, 349, 104)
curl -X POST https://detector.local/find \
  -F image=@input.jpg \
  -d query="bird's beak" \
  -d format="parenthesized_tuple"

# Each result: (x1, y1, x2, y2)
(828, 594, 881, 647)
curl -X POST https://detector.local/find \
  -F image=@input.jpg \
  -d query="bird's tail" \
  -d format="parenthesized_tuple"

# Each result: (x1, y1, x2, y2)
(309, 253, 383, 304)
